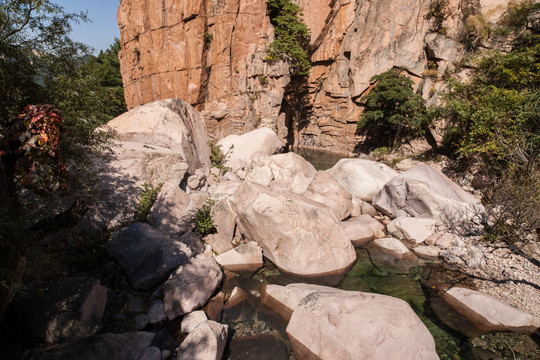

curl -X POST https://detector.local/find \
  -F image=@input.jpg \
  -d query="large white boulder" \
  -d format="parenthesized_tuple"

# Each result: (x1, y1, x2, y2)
(267, 152, 317, 194)
(373, 163, 485, 230)
(88, 99, 210, 230)
(432, 287, 540, 337)
(261, 283, 340, 322)
(327, 159, 398, 201)
(233, 182, 356, 285)
(303, 171, 353, 220)
(262, 284, 439, 360)
(217, 127, 283, 172)
(106, 98, 210, 172)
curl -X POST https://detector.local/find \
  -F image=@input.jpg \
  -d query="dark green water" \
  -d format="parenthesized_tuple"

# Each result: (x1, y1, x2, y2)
(339, 249, 463, 359)
(292, 147, 348, 170)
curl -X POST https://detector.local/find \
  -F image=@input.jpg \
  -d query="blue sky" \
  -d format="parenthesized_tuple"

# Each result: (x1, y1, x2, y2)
(54, 0, 120, 54)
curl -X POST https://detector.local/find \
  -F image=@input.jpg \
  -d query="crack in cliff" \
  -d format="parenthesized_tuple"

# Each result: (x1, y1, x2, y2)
(309, 0, 340, 56)
(195, 0, 211, 110)
(229, 1, 241, 94)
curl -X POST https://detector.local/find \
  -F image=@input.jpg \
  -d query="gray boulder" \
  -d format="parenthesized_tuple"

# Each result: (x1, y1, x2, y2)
(164, 255, 223, 320)
(148, 182, 196, 237)
(24, 332, 155, 360)
(373, 163, 485, 231)
(14, 277, 107, 344)
(108, 222, 192, 290)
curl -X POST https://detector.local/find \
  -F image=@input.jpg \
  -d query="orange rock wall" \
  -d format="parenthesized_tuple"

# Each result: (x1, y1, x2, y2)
(118, 0, 510, 154)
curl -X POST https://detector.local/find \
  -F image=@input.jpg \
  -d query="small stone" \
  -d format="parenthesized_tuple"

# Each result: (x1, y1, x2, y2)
(435, 234, 454, 249)
(127, 293, 146, 313)
(413, 246, 440, 259)
(139, 346, 161, 360)
(161, 350, 170, 360)
(147, 300, 166, 325)
(134, 314, 148, 331)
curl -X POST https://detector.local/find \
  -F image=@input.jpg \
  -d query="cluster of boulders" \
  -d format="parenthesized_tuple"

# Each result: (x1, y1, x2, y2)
(17, 100, 540, 359)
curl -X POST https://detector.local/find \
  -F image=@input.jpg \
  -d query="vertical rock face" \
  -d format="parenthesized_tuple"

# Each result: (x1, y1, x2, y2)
(117, 0, 511, 153)
(118, 0, 289, 142)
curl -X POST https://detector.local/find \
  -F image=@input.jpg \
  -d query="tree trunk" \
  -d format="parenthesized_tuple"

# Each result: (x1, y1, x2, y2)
(0, 138, 18, 208)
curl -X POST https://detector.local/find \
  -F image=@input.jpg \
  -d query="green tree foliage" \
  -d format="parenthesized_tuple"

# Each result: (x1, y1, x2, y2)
(440, 44, 540, 169)
(358, 69, 430, 148)
(266, 0, 311, 76)
(0, 0, 123, 206)
(0, 0, 124, 324)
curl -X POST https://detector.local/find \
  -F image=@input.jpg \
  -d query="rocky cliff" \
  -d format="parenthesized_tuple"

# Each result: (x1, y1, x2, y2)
(117, 0, 512, 153)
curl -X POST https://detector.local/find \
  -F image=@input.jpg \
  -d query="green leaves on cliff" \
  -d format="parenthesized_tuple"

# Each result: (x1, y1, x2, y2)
(266, 0, 311, 76)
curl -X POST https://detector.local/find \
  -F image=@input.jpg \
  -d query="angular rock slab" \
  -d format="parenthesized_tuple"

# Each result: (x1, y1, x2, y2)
(14, 277, 107, 344)
(431, 287, 540, 337)
(24, 332, 155, 360)
(387, 216, 437, 244)
(368, 238, 418, 273)
(177, 320, 228, 360)
(217, 127, 283, 172)
(164, 255, 223, 320)
(373, 163, 485, 230)
(233, 182, 356, 285)
(303, 170, 353, 220)
(262, 284, 439, 360)
(341, 214, 385, 246)
(327, 159, 398, 201)
(215, 241, 263, 276)
(108, 222, 191, 290)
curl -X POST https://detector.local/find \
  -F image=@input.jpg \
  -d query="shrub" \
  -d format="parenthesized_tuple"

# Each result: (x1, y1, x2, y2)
(189, 199, 216, 235)
(209, 141, 233, 179)
(483, 166, 540, 245)
(439, 44, 540, 169)
(500, 0, 540, 28)
(135, 182, 163, 222)
(426, 0, 449, 34)
(358, 69, 430, 148)
(266, 0, 311, 76)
